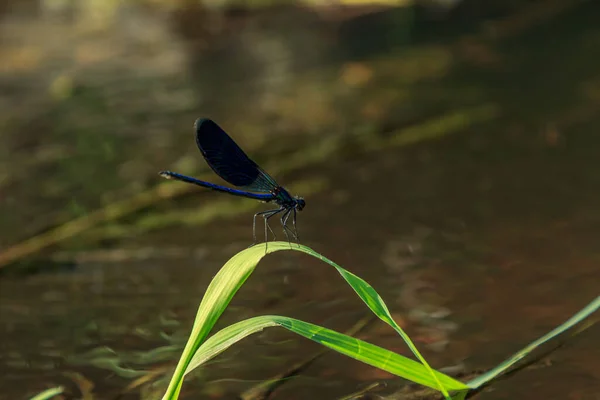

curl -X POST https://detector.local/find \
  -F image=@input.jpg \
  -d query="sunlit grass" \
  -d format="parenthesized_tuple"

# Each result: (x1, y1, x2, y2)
(28, 386, 64, 400)
(162, 242, 464, 400)
(160, 242, 599, 400)
(163, 242, 454, 400)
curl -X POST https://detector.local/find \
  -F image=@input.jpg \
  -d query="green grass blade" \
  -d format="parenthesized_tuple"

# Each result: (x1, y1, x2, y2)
(290, 244, 451, 398)
(162, 244, 268, 399)
(185, 315, 468, 392)
(28, 387, 64, 400)
(161, 242, 456, 400)
(466, 296, 600, 389)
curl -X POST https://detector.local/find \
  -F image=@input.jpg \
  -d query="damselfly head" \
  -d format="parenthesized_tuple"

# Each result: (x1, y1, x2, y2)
(295, 197, 306, 211)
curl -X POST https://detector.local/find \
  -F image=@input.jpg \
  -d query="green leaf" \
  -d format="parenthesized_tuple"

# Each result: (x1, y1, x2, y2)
(186, 315, 467, 392)
(28, 387, 64, 400)
(161, 242, 464, 399)
(466, 296, 600, 389)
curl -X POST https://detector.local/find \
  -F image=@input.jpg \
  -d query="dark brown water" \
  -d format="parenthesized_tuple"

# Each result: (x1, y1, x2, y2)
(1, 1, 599, 399)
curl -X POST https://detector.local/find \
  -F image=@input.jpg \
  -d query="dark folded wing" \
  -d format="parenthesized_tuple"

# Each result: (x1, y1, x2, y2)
(194, 118, 278, 193)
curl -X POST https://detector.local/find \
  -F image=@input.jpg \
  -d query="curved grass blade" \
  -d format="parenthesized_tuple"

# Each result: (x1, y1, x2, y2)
(466, 296, 600, 389)
(185, 315, 468, 392)
(296, 244, 451, 396)
(239, 315, 374, 400)
(28, 387, 64, 400)
(161, 242, 457, 400)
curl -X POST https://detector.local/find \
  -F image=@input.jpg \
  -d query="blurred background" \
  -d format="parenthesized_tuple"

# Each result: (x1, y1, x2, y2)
(1, 0, 599, 399)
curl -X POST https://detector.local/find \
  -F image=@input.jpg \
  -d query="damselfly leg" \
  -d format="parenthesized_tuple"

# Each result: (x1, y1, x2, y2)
(253, 209, 278, 244)
(292, 209, 300, 244)
(281, 208, 299, 246)
(252, 207, 286, 251)
(280, 208, 292, 245)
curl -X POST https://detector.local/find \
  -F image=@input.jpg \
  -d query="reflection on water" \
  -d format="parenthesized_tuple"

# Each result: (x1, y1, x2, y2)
(1, 1, 599, 399)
